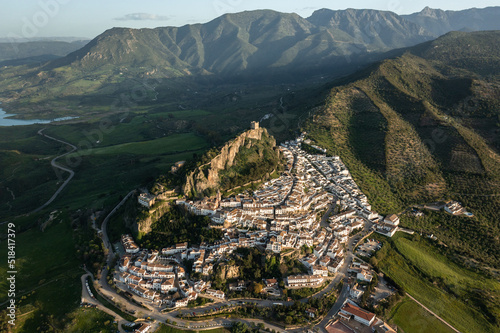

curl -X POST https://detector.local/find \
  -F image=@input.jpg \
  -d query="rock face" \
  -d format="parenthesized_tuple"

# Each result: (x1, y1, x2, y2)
(135, 201, 171, 235)
(217, 263, 240, 280)
(136, 216, 154, 235)
(183, 127, 275, 196)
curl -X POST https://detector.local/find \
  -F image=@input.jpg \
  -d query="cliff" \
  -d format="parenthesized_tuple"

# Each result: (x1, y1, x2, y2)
(183, 127, 278, 196)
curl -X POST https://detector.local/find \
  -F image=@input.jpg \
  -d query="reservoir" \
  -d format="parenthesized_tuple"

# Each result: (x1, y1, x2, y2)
(0, 108, 77, 126)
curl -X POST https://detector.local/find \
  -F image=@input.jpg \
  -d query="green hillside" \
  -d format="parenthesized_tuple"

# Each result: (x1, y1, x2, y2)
(1, 8, 498, 119)
(375, 233, 500, 333)
(0, 9, 436, 116)
(305, 31, 500, 271)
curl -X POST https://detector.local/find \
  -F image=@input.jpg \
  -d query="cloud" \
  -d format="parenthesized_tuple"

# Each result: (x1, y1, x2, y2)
(301, 7, 319, 11)
(114, 13, 171, 21)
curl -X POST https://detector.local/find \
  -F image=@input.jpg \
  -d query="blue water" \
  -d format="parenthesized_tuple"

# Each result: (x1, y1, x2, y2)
(0, 108, 77, 126)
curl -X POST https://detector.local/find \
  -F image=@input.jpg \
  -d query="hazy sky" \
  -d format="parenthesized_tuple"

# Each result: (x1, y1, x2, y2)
(1, 0, 499, 39)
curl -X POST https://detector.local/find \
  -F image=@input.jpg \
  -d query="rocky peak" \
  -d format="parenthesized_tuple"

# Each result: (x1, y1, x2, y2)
(183, 126, 276, 196)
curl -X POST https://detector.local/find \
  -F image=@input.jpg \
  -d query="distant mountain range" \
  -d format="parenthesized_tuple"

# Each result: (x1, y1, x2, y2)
(0, 7, 499, 109)
(49, 7, 500, 74)
(402, 6, 500, 36)
(0, 40, 89, 65)
(52, 8, 435, 75)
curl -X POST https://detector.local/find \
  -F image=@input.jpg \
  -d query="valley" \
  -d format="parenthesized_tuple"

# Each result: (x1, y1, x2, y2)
(0, 5, 499, 333)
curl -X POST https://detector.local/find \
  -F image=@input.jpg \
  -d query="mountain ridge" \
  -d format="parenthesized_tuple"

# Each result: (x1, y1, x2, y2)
(0, 7, 499, 113)
(53, 9, 435, 75)
(304, 30, 500, 272)
(402, 6, 500, 36)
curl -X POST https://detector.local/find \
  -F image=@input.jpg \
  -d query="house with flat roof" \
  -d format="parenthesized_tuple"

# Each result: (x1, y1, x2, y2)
(138, 193, 156, 208)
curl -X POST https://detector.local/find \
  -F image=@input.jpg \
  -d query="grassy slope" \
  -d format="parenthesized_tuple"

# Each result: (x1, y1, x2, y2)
(305, 37, 500, 269)
(0, 151, 61, 218)
(389, 297, 455, 333)
(64, 308, 118, 333)
(0, 110, 215, 218)
(0, 220, 83, 332)
(68, 132, 207, 156)
(375, 233, 499, 333)
(394, 237, 499, 296)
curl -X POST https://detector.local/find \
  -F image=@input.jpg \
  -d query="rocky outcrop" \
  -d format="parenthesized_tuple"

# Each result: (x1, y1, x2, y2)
(136, 216, 154, 235)
(135, 200, 171, 234)
(217, 263, 240, 280)
(183, 127, 275, 196)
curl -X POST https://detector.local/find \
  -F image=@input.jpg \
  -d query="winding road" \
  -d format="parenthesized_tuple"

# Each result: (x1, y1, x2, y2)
(84, 145, 381, 331)
(81, 272, 129, 333)
(86, 190, 345, 331)
(30, 129, 77, 214)
(87, 191, 376, 333)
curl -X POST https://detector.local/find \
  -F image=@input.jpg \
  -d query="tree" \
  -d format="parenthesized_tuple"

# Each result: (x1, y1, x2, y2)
(252, 282, 264, 294)
(232, 321, 249, 333)
(285, 316, 293, 325)
(279, 263, 288, 276)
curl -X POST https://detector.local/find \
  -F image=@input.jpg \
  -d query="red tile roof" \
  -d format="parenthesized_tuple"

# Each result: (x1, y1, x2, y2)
(341, 303, 375, 322)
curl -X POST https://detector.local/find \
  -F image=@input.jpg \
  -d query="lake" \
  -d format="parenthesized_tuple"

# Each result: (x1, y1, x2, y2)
(0, 108, 77, 126)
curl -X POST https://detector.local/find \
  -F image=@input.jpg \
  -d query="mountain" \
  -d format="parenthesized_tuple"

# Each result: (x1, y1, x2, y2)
(307, 8, 430, 50)
(0, 40, 89, 63)
(304, 31, 500, 272)
(49, 7, 500, 77)
(1, 7, 499, 115)
(52, 9, 433, 75)
(0, 9, 437, 113)
(403, 6, 500, 36)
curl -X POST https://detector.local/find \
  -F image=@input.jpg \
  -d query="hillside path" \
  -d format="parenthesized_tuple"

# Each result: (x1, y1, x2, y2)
(406, 293, 461, 333)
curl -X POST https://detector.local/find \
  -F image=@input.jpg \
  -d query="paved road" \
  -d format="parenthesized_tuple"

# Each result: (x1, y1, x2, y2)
(91, 202, 373, 333)
(30, 129, 77, 214)
(320, 202, 336, 229)
(98, 189, 136, 306)
(315, 282, 350, 333)
(406, 293, 461, 333)
(81, 272, 129, 333)
(313, 219, 373, 332)
(90, 175, 374, 332)
(100, 189, 136, 262)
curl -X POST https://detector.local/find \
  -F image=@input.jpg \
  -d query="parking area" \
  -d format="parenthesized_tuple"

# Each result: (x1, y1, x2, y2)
(372, 274, 395, 302)
(355, 239, 381, 258)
